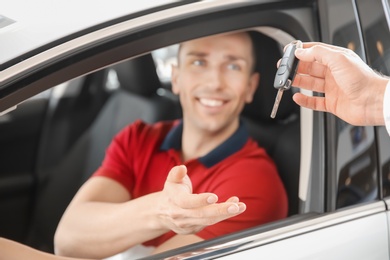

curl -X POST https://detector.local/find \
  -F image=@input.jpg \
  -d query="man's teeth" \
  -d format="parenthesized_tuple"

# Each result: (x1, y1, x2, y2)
(199, 98, 224, 107)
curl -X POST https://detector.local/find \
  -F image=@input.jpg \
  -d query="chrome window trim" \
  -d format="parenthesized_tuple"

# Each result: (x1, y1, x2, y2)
(160, 201, 385, 259)
(0, 0, 255, 84)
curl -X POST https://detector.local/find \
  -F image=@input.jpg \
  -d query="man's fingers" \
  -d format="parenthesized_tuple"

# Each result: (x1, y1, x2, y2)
(296, 60, 327, 79)
(293, 74, 325, 93)
(163, 166, 246, 234)
(225, 196, 239, 203)
(295, 45, 328, 65)
(172, 201, 246, 230)
(165, 165, 193, 193)
(301, 42, 356, 54)
(174, 192, 219, 209)
(165, 165, 220, 208)
(224, 197, 245, 214)
(228, 202, 246, 214)
(197, 201, 246, 219)
(292, 93, 327, 112)
(166, 165, 187, 183)
(173, 193, 242, 210)
(276, 59, 281, 68)
(295, 44, 355, 72)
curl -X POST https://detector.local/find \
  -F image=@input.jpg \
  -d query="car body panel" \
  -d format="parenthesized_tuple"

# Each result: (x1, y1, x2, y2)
(0, 0, 183, 66)
(219, 213, 389, 260)
(145, 202, 389, 259)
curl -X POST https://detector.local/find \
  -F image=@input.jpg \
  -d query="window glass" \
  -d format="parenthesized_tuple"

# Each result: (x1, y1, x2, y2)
(335, 123, 378, 208)
(357, 0, 390, 74)
(328, 0, 364, 58)
(326, 0, 379, 209)
(151, 45, 179, 83)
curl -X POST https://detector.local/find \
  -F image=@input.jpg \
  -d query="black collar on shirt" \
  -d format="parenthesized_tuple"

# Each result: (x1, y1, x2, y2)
(160, 120, 249, 168)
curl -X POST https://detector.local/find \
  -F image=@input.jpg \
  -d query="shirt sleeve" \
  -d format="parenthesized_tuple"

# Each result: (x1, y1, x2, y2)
(384, 81, 390, 136)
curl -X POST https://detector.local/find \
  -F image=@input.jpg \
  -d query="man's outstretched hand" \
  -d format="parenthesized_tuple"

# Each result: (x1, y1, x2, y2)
(157, 165, 246, 235)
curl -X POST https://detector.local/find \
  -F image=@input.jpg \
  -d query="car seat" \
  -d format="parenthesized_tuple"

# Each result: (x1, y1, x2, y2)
(242, 31, 301, 217)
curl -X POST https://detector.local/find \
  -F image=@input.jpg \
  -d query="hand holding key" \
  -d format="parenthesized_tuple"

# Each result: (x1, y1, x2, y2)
(271, 40, 302, 118)
(290, 42, 388, 126)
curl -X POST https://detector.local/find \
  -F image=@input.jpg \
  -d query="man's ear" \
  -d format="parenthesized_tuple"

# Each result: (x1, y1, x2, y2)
(245, 72, 260, 103)
(171, 64, 180, 95)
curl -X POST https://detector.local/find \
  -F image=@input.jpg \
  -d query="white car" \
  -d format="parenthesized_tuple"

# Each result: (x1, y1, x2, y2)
(1, 0, 390, 259)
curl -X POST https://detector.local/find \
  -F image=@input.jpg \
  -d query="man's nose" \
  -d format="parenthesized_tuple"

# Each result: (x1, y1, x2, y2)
(204, 67, 223, 89)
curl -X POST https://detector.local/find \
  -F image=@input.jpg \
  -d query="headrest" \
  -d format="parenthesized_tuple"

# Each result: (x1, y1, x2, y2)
(243, 31, 298, 123)
(111, 54, 161, 97)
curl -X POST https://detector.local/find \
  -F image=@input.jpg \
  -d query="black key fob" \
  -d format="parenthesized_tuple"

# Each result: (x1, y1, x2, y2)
(274, 40, 302, 90)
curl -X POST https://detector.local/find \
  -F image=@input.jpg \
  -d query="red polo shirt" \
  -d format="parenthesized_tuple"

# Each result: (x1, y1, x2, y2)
(93, 120, 287, 247)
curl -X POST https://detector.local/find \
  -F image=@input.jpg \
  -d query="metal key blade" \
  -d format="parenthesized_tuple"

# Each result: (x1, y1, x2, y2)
(270, 88, 284, 118)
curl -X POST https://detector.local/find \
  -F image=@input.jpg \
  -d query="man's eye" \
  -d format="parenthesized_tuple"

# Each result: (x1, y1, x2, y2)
(192, 60, 205, 66)
(227, 63, 241, 71)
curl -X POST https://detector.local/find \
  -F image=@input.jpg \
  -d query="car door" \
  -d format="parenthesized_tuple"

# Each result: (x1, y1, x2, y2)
(1, 0, 389, 258)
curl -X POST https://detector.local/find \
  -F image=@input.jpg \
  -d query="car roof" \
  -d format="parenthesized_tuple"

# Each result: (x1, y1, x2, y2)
(0, 0, 182, 66)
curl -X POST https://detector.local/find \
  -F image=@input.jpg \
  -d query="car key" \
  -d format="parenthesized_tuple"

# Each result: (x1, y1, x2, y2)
(270, 40, 302, 118)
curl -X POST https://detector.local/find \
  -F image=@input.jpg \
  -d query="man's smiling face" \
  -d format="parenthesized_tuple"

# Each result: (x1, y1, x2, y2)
(172, 32, 259, 135)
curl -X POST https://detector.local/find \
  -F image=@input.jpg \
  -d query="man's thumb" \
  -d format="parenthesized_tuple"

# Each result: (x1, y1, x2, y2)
(167, 165, 193, 193)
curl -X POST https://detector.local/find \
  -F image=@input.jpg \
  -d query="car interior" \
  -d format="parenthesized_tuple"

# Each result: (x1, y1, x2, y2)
(1, 29, 301, 253)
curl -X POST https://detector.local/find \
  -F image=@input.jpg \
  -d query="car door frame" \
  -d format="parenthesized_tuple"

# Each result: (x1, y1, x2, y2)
(1, 0, 389, 259)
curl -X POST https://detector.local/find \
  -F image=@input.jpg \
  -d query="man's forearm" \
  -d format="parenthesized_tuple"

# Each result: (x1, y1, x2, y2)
(54, 192, 167, 259)
(0, 238, 96, 260)
(55, 166, 244, 259)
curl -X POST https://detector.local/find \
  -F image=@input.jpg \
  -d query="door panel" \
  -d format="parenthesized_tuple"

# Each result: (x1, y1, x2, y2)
(147, 203, 388, 259)
(219, 210, 389, 260)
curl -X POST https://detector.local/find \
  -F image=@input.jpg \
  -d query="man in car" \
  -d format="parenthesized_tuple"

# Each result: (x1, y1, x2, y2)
(54, 31, 288, 259)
